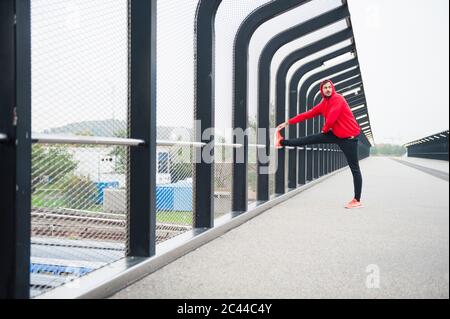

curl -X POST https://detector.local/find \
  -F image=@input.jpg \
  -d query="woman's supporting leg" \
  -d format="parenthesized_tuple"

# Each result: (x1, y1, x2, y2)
(338, 139, 363, 201)
(280, 132, 339, 147)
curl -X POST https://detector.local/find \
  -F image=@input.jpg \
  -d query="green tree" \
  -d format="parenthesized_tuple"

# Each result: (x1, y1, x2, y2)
(62, 175, 99, 209)
(370, 144, 407, 156)
(75, 129, 94, 137)
(32, 144, 78, 192)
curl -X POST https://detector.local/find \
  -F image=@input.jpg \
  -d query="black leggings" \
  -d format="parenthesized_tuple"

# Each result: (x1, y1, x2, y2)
(280, 131, 363, 201)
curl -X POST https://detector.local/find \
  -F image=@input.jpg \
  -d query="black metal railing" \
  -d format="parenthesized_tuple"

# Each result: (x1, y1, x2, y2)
(404, 130, 449, 161)
(1, 0, 374, 298)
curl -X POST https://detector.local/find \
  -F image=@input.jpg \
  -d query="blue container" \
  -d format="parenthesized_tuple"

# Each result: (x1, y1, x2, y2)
(156, 179, 192, 212)
(156, 185, 174, 210)
(173, 180, 192, 211)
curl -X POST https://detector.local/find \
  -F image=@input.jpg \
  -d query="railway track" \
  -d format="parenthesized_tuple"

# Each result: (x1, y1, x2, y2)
(32, 208, 191, 243)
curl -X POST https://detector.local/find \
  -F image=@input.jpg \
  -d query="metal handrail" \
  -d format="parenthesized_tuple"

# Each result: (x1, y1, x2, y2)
(216, 142, 243, 149)
(28, 134, 335, 152)
(0, 133, 8, 142)
(32, 134, 145, 146)
(30, 134, 269, 149)
(157, 139, 205, 148)
(248, 143, 267, 149)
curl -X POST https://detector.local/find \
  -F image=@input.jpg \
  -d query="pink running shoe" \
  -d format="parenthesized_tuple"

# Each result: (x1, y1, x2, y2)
(345, 198, 363, 209)
(275, 128, 284, 149)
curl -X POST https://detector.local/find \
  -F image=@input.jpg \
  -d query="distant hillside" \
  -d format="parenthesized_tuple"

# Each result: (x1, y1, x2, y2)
(42, 119, 194, 141)
(43, 119, 126, 137)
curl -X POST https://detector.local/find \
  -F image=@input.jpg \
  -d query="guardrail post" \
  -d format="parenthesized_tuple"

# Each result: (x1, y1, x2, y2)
(233, 0, 311, 212)
(128, 0, 157, 257)
(257, 5, 350, 199)
(0, 0, 32, 299)
(193, 0, 222, 228)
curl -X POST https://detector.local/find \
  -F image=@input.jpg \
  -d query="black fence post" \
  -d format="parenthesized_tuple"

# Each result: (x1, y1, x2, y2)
(0, 0, 32, 299)
(193, 0, 222, 228)
(232, 0, 312, 213)
(299, 59, 359, 181)
(257, 4, 350, 200)
(284, 40, 354, 186)
(405, 131, 449, 161)
(277, 30, 353, 191)
(128, 0, 157, 257)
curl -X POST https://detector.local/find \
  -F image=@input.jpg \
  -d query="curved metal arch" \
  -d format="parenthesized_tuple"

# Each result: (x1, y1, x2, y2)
(346, 95, 367, 107)
(338, 82, 364, 94)
(311, 77, 369, 176)
(353, 111, 371, 125)
(345, 100, 373, 143)
(289, 62, 360, 184)
(356, 111, 369, 122)
(313, 76, 363, 105)
(314, 78, 363, 103)
(343, 91, 366, 103)
(256, 4, 350, 201)
(334, 77, 363, 92)
(315, 88, 365, 107)
(348, 108, 371, 126)
(312, 79, 369, 175)
(306, 67, 362, 179)
(232, 0, 313, 213)
(350, 103, 369, 117)
(353, 106, 370, 115)
(337, 85, 365, 101)
(193, 0, 223, 228)
(297, 58, 359, 184)
(304, 66, 361, 177)
(342, 86, 364, 95)
(307, 71, 361, 107)
(274, 32, 355, 193)
(280, 44, 357, 188)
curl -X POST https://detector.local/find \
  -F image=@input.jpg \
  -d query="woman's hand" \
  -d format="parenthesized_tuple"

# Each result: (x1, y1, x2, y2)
(277, 121, 289, 130)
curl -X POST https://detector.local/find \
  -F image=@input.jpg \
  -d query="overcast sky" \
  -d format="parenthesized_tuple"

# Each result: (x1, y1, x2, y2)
(347, 0, 449, 144)
(31, 0, 449, 146)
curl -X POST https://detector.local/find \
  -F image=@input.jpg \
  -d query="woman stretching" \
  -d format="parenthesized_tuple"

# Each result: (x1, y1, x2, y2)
(276, 79, 364, 209)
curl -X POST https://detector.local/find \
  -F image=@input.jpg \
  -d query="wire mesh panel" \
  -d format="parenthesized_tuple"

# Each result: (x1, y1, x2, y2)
(248, 0, 345, 197)
(31, 144, 128, 239)
(213, 128, 233, 218)
(155, 0, 199, 240)
(31, 0, 129, 297)
(215, 0, 270, 208)
(32, 1, 129, 136)
(155, 143, 193, 242)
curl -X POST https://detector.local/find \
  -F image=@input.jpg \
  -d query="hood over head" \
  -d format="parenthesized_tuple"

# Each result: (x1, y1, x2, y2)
(320, 79, 336, 99)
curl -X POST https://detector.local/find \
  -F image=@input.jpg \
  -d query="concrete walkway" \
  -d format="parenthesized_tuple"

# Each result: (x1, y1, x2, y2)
(111, 156, 449, 299)
(396, 156, 449, 173)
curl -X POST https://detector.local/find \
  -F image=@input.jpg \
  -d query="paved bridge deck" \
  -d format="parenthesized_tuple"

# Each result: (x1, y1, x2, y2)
(111, 156, 449, 299)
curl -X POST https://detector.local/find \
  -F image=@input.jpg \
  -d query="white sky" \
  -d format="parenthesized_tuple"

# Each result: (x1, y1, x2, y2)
(31, 0, 449, 145)
(347, 0, 449, 144)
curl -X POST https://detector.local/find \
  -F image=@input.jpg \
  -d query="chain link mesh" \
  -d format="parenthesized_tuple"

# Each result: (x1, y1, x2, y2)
(213, 128, 233, 218)
(27, 0, 356, 297)
(215, 0, 270, 207)
(154, 0, 199, 240)
(30, 0, 129, 297)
